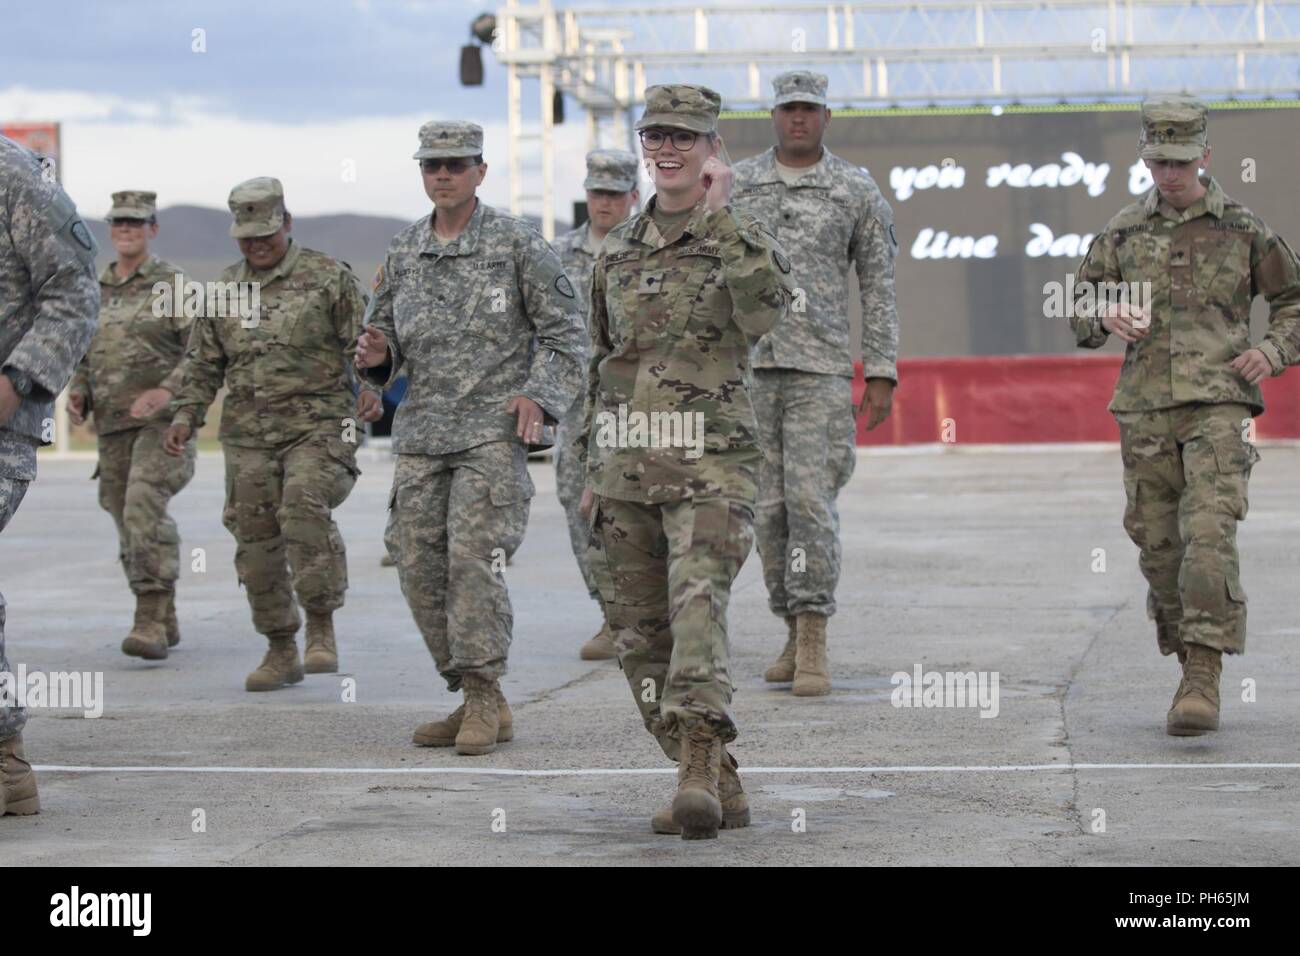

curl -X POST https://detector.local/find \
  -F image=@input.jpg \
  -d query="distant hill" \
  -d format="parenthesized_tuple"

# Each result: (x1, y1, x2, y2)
(87, 206, 564, 284)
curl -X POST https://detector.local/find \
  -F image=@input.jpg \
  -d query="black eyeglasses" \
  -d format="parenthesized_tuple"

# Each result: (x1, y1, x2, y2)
(420, 158, 480, 174)
(638, 129, 699, 151)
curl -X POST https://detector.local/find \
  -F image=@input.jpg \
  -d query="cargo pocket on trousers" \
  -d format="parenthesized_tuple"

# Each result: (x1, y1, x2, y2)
(1212, 437, 1258, 521)
(487, 452, 535, 506)
(1226, 576, 1247, 607)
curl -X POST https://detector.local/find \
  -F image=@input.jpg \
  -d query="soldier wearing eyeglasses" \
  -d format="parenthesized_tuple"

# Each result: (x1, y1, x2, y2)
(575, 85, 795, 839)
(355, 121, 586, 757)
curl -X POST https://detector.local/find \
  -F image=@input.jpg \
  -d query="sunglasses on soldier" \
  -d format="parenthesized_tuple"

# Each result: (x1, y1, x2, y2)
(420, 158, 481, 175)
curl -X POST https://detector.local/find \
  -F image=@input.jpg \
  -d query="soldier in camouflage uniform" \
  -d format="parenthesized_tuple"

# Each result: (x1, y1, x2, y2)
(1073, 95, 1300, 735)
(355, 121, 585, 756)
(732, 71, 900, 697)
(164, 177, 381, 690)
(552, 148, 640, 661)
(67, 191, 196, 661)
(576, 85, 794, 839)
(0, 133, 99, 815)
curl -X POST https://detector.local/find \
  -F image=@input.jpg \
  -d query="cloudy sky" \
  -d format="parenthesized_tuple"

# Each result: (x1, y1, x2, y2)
(1, 0, 616, 222)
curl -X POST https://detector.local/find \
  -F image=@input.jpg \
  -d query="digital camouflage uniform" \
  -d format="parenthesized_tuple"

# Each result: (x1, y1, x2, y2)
(171, 179, 372, 644)
(579, 87, 795, 759)
(731, 71, 900, 626)
(69, 193, 196, 604)
(0, 134, 99, 744)
(1073, 98, 1300, 662)
(363, 122, 586, 694)
(552, 148, 639, 609)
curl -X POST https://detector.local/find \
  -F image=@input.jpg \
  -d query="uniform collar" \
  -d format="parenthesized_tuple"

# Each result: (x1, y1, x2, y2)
(423, 198, 485, 257)
(629, 194, 710, 250)
(752, 144, 830, 187)
(100, 254, 158, 287)
(238, 238, 301, 284)
(579, 220, 603, 257)
(1145, 174, 1225, 222)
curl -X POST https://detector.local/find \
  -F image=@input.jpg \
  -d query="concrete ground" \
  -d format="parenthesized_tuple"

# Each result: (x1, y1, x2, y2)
(2, 442, 1297, 866)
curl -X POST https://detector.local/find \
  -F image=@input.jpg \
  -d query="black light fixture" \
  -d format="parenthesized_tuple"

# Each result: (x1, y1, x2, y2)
(553, 90, 565, 124)
(460, 13, 497, 87)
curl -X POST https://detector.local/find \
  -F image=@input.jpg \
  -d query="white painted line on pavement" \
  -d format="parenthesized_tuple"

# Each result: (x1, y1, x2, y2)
(32, 762, 1300, 777)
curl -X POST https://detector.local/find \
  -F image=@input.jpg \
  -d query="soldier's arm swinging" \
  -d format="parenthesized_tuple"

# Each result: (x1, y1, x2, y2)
(577, 256, 612, 518)
(515, 233, 587, 428)
(164, 294, 228, 454)
(334, 267, 382, 423)
(1245, 227, 1300, 378)
(355, 255, 403, 388)
(3, 184, 99, 415)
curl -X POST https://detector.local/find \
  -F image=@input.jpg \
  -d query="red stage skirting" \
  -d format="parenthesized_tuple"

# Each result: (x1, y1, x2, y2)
(851, 355, 1300, 445)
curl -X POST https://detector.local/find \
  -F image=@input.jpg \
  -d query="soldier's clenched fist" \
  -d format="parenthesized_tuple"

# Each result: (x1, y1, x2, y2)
(162, 422, 191, 457)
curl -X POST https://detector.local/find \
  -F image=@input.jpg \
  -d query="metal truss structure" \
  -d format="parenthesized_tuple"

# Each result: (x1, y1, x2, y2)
(488, 0, 1300, 235)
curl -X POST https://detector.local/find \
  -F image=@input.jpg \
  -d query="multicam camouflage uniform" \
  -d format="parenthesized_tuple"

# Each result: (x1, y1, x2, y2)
(363, 122, 585, 694)
(0, 134, 99, 742)
(579, 87, 795, 759)
(1073, 96, 1300, 662)
(68, 193, 196, 611)
(171, 178, 371, 646)
(552, 149, 639, 614)
(731, 71, 899, 634)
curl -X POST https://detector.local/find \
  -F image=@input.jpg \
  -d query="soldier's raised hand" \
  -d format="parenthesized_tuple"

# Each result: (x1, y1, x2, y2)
(355, 326, 388, 369)
(701, 156, 733, 212)
(1099, 302, 1150, 343)
(1228, 348, 1273, 385)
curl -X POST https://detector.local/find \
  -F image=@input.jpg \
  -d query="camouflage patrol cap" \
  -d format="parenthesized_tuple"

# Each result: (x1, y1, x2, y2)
(583, 148, 639, 192)
(1139, 95, 1209, 161)
(634, 85, 722, 134)
(108, 190, 157, 221)
(413, 121, 484, 160)
(773, 70, 828, 107)
(227, 177, 286, 239)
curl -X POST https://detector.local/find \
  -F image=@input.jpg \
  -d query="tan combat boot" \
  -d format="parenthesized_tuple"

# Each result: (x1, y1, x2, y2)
(792, 613, 831, 697)
(303, 610, 338, 674)
(413, 686, 514, 746)
(164, 591, 180, 648)
(672, 726, 724, 840)
(763, 616, 798, 683)
(653, 748, 750, 834)
(454, 675, 502, 756)
(579, 619, 618, 661)
(0, 733, 40, 816)
(245, 632, 305, 692)
(1167, 644, 1223, 736)
(120, 591, 170, 661)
